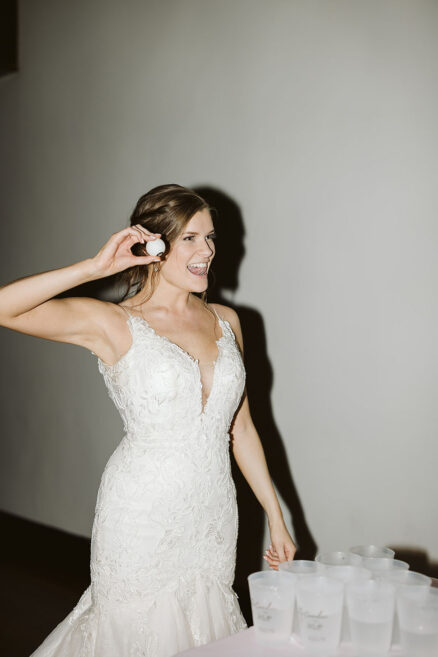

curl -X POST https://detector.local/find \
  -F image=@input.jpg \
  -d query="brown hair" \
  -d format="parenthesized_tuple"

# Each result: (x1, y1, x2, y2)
(118, 184, 212, 304)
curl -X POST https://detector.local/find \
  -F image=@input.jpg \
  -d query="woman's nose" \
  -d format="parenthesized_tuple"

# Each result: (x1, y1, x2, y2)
(198, 239, 214, 256)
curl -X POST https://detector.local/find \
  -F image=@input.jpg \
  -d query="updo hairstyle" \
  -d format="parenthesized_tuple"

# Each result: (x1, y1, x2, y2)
(118, 184, 212, 304)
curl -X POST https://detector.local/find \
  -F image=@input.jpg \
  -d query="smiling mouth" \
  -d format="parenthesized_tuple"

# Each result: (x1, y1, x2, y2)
(187, 263, 208, 276)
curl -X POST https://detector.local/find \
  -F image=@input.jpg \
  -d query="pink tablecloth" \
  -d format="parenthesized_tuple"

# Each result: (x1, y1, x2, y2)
(176, 627, 404, 657)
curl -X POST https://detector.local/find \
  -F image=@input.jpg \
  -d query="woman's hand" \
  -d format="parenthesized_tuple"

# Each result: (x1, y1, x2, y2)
(90, 224, 162, 278)
(263, 521, 297, 570)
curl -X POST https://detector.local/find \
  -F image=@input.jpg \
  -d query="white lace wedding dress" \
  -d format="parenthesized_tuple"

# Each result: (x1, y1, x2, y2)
(30, 305, 247, 657)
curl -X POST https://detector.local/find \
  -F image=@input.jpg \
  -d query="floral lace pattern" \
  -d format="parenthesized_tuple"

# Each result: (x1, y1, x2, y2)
(30, 311, 248, 657)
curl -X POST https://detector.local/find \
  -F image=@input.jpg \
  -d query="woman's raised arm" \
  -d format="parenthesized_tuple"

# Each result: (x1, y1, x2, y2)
(0, 224, 161, 354)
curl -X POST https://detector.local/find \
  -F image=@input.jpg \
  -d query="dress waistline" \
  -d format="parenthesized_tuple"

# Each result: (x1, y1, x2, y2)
(122, 430, 230, 448)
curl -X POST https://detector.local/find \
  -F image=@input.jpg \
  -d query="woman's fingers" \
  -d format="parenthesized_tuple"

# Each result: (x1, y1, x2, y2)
(132, 224, 161, 242)
(113, 225, 161, 249)
(129, 255, 161, 266)
(263, 544, 294, 570)
(267, 544, 279, 558)
(264, 544, 279, 569)
(264, 547, 280, 565)
(128, 227, 147, 244)
(91, 225, 164, 278)
(263, 553, 280, 570)
(265, 544, 294, 564)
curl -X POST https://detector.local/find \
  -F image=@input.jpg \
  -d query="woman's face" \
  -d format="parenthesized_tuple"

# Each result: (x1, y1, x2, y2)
(160, 208, 216, 293)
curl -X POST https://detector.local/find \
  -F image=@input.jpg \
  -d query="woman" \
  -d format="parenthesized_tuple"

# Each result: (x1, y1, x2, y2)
(0, 184, 296, 657)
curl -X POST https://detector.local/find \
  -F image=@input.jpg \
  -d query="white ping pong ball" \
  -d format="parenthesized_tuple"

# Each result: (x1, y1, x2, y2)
(146, 238, 166, 257)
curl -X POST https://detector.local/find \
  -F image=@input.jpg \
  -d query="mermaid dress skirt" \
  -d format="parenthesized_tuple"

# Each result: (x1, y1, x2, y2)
(30, 310, 248, 656)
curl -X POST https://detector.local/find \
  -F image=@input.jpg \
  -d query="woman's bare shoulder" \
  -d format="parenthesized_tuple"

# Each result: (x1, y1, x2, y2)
(208, 303, 243, 349)
(209, 302, 240, 325)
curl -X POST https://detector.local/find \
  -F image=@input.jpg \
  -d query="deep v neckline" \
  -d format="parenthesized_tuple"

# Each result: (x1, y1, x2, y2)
(125, 310, 227, 417)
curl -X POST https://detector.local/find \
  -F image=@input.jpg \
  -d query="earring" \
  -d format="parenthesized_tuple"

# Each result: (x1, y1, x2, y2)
(153, 264, 159, 273)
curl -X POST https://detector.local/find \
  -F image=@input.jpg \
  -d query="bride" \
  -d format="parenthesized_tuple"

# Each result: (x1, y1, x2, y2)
(0, 183, 296, 656)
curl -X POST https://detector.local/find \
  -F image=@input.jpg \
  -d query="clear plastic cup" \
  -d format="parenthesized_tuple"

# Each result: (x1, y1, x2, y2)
(279, 560, 321, 638)
(349, 544, 395, 560)
(386, 569, 432, 589)
(346, 579, 395, 656)
(279, 559, 320, 576)
(397, 586, 438, 656)
(363, 557, 409, 578)
(248, 570, 296, 641)
(322, 566, 371, 643)
(322, 565, 372, 584)
(384, 570, 431, 645)
(316, 550, 362, 567)
(296, 575, 344, 655)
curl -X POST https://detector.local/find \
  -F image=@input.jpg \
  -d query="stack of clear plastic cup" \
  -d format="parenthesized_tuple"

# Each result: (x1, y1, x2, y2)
(316, 550, 362, 567)
(247, 570, 296, 642)
(249, 544, 436, 654)
(278, 560, 321, 639)
(279, 559, 321, 576)
(387, 569, 432, 589)
(362, 557, 410, 579)
(319, 565, 372, 583)
(296, 575, 344, 655)
(346, 579, 396, 656)
(349, 545, 395, 561)
(386, 570, 432, 645)
(320, 565, 371, 643)
(397, 586, 438, 656)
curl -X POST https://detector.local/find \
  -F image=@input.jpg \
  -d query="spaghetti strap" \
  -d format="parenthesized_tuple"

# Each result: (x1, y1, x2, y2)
(119, 304, 134, 319)
(210, 305, 222, 322)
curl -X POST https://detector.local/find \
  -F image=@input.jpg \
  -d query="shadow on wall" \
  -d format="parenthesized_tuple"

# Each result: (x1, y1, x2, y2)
(388, 546, 438, 580)
(194, 186, 318, 621)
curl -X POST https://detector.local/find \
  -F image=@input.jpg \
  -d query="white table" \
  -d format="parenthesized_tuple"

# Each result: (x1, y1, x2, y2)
(176, 626, 404, 657)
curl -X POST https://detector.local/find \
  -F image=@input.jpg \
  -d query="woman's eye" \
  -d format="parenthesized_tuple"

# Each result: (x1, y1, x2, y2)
(183, 234, 216, 241)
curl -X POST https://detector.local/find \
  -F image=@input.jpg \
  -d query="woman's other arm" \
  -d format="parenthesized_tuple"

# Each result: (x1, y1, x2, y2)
(213, 304, 297, 569)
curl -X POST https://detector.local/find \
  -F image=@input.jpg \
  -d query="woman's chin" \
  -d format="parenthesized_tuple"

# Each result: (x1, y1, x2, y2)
(185, 271, 208, 292)
(190, 283, 208, 294)
(173, 278, 208, 294)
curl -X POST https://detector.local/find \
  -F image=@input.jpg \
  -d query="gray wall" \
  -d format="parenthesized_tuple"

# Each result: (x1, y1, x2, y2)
(1, 0, 437, 563)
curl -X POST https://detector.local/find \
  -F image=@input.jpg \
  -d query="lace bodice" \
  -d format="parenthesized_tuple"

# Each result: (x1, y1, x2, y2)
(96, 310, 246, 445)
